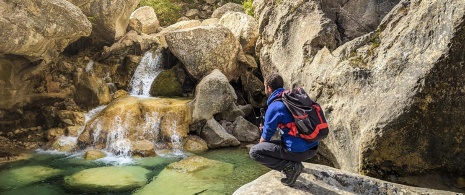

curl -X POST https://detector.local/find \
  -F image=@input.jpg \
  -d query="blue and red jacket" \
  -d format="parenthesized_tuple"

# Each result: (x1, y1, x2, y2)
(262, 88, 318, 152)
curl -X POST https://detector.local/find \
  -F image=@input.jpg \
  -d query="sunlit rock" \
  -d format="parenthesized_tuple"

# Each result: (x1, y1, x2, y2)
(0, 166, 63, 189)
(128, 6, 159, 34)
(64, 166, 150, 192)
(233, 163, 456, 195)
(46, 128, 66, 141)
(131, 140, 155, 157)
(165, 26, 241, 81)
(134, 156, 233, 195)
(84, 149, 106, 160)
(183, 135, 208, 153)
(219, 12, 259, 54)
(50, 136, 77, 152)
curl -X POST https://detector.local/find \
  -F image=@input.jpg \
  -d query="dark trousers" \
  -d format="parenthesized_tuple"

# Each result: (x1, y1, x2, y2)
(249, 140, 318, 171)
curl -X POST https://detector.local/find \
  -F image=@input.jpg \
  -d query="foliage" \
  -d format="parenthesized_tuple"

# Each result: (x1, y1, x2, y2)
(242, 0, 254, 16)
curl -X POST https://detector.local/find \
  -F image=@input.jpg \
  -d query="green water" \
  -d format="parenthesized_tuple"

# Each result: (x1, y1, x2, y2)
(0, 147, 270, 195)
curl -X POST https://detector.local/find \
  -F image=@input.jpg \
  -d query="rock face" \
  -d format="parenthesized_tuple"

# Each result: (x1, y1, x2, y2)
(67, 0, 141, 45)
(201, 118, 240, 148)
(255, 0, 465, 184)
(165, 26, 242, 81)
(253, 0, 339, 83)
(233, 163, 457, 195)
(325, 0, 400, 43)
(0, 0, 91, 61)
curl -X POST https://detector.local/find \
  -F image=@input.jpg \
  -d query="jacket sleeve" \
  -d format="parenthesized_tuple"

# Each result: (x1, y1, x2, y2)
(262, 103, 282, 141)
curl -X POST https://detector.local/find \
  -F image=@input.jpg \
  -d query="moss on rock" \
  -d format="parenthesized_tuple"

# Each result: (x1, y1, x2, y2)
(149, 69, 183, 97)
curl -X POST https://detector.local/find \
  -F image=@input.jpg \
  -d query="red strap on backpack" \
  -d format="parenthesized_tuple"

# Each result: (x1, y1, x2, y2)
(278, 104, 328, 140)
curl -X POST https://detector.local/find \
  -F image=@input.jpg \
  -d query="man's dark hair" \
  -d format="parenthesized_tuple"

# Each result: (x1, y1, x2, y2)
(265, 74, 284, 91)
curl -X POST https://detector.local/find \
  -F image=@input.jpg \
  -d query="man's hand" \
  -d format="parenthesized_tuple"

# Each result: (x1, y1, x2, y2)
(259, 137, 266, 143)
(259, 124, 263, 132)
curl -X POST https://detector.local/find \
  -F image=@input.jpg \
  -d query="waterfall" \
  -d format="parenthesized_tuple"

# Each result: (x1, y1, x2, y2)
(128, 49, 164, 96)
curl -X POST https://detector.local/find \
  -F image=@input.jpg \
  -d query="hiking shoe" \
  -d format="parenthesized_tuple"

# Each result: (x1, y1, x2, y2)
(280, 162, 303, 186)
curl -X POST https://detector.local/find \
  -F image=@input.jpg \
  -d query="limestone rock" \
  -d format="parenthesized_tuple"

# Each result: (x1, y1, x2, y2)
(0, 166, 63, 189)
(128, 6, 159, 34)
(212, 3, 244, 18)
(131, 140, 155, 157)
(233, 163, 457, 195)
(190, 69, 237, 122)
(0, 0, 91, 61)
(232, 116, 260, 142)
(201, 18, 219, 26)
(200, 118, 240, 148)
(134, 156, 233, 195)
(101, 30, 159, 62)
(46, 128, 66, 141)
(64, 166, 150, 192)
(219, 104, 245, 122)
(50, 136, 78, 152)
(57, 110, 85, 126)
(165, 26, 241, 81)
(67, 0, 141, 45)
(183, 135, 208, 153)
(84, 149, 106, 160)
(219, 12, 259, 54)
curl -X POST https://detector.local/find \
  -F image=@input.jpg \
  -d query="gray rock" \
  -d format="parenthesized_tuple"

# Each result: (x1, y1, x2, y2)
(219, 103, 245, 122)
(190, 69, 237, 122)
(165, 26, 241, 81)
(0, 0, 91, 61)
(233, 163, 457, 195)
(232, 116, 260, 142)
(200, 118, 240, 148)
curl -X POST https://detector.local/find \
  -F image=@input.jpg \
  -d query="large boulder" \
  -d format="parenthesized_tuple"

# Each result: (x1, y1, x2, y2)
(67, 0, 141, 45)
(128, 6, 159, 34)
(200, 118, 240, 148)
(219, 12, 259, 54)
(257, 0, 465, 187)
(233, 163, 457, 195)
(73, 69, 112, 110)
(78, 96, 192, 152)
(0, 0, 91, 61)
(64, 166, 150, 192)
(165, 26, 242, 81)
(253, 0, 339, 85)
(232, 116, 260, 142)
(190, 69, 237, 122)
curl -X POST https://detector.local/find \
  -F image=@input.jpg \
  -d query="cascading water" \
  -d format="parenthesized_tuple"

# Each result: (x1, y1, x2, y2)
(128, 49, 164, 96)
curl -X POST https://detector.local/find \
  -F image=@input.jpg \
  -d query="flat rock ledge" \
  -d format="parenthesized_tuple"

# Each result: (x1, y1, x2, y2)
(233, 163, 457, 195)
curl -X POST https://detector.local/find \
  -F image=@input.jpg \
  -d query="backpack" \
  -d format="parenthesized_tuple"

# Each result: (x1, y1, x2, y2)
(277, 88, 329, 142)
